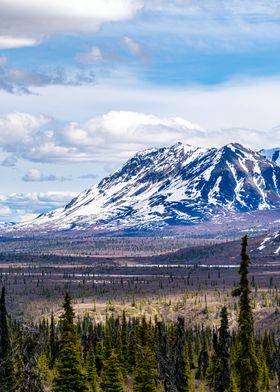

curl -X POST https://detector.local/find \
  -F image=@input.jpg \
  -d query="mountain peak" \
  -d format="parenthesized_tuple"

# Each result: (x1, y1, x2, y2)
(19, 142, 280, 231)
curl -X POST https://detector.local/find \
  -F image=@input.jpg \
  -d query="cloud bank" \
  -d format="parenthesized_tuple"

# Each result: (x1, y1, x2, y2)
(0, 191, 78, 222)
(0, 0, 143, 49)
(0, 110, 279, 166)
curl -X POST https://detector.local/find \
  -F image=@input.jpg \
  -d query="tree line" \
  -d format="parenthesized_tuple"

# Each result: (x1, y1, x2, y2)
(1, 236, 280, 391)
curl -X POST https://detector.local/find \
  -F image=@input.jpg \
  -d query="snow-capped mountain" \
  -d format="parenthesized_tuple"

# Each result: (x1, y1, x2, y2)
(260, 148, 280, 165)
(21, 142, 280, 231)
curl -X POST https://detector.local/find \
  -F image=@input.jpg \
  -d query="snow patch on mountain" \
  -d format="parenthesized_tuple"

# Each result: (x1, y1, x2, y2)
(18, 142, 280, 231)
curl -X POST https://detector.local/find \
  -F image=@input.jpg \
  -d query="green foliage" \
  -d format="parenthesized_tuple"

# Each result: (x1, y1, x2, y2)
(52, 292, 88, 392)
(133, 345, 160, 392)
(207, 307, 233, 392)
(0, 286, 15, 391)
(100, 349, 124, 392)
(120, 310, 129, 373)
(85, 341, 97, 392)
(232, 236, 261, 392)
(49, 312, 57, 369)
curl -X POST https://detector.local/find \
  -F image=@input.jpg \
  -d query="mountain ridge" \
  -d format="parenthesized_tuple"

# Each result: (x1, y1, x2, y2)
(17, 142, 280, 231)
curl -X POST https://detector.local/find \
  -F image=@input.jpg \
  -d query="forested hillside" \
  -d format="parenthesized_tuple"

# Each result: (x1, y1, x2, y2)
(1, 237, 280, 391)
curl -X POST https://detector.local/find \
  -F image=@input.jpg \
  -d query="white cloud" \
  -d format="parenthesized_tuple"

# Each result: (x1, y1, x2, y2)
(0, 191, 78, 221)
(0, 206, 12, 217)
(0, 36, 37, 49)
(22, 168, 71, 182)
(0, 108, 279, 167)
(0, 0, 143, 48)
(0, 112, 49, 147)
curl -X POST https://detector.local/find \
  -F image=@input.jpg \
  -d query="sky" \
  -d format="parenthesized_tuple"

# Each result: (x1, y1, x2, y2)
(1, 0, 280, 222)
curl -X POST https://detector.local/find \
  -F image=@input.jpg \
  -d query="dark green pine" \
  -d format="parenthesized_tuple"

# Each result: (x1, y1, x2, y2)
(232, 236, 261, 392)
(100, 349, 124, 392)
(133, 345, 160, 392)
(173, 317, 191, 392)
(85, 340, 97, 392)
(207, 306, 232, 392)
(0, 286, 15, 391)
(52, 292, 88, 392)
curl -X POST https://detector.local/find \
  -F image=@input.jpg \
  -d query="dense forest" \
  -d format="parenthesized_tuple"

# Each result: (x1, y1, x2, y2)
(1, 236, 280, 391)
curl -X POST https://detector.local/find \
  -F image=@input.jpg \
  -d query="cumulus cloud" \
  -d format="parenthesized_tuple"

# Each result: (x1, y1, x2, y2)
(0, 191, 78, 222)
(0, 112, 49, 147)
(22, 168, 71, 182)
(0, 0, 143, 49)
(0, 110, 279, 166)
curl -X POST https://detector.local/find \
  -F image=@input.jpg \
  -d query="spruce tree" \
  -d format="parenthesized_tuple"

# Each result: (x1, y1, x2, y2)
(133, 345, 160, 392)
(232, 236, 260, 392)
(120, 310, 129, 374)
(0, 286, 15, 391)
(85, 340, 97, 392)
(49, 312, 57, 369)
(173, 317, 191, 391)
(52, 292, 88, 392)
(207, 307, 233, 392)
(100, 349, 124, 392)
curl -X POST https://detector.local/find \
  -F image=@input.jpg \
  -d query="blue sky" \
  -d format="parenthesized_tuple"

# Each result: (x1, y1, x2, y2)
(1, 0, 280, 222)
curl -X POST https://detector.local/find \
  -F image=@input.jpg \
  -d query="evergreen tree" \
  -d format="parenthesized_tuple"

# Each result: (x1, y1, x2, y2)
(52, 292, 88, 392)
(0, 286, 15, 391)
(85, 340, 97, 392)
(49, 312, 57, 369)
(95, 339, 104, 376)
(173, 317, 192, 391)
(207, 307, 233, 392)
(232, 236, 260, 392)
(181, 346, 192, 392)
(127, 330, 137, 374)
(100, 349, 124, 392)
(155, 321, 173, 391)
(120, 310, 129, 373)
(196, 338, 209, 381)
(257, 344, 270, 392)
(133, 345, 160, 392)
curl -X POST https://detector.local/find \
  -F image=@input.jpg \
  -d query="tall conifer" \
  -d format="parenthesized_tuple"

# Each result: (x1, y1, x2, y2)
(52, 292, 88, 392)
(101, 349, 124, 392)
(207, 306, 235, 392)
(0, 286, 15, 391)
(133, 345, 160, 392)
(232, 236, 260, 392)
